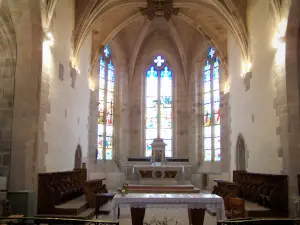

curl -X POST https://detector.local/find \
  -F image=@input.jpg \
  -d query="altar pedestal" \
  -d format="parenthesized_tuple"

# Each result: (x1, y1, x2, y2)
(133, 164, 185, 185)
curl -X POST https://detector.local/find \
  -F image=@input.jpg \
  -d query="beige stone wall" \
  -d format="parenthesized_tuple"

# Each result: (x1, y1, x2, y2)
(228, 0, 283, 175)
(0, 0, 16, 177)
(40, 0, 91, 172)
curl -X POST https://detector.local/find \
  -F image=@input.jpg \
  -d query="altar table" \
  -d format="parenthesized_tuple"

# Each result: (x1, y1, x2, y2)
(111, 193, 225, 225)
(133, 164, 185, 184)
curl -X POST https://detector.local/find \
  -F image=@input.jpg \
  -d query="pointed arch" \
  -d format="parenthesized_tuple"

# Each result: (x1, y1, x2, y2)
(74, 145, 82, 169)
(145, 55, 173, 157)
(236, 133, 246, 171)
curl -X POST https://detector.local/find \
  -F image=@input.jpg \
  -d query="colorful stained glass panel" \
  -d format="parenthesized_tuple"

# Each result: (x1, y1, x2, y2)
(213, 91, 220, 102)
(146, 117, 157, 129)
(214, 149, 221, 161)
(100, 78, 105, 89)
(214, 114, 220, 124)
(204, 138, 211, 149)
(205, 150, 212, 161)
(106, 136, 113, 149)
(204, 70, 210, 82)
(204, 126, 211, 137)
(204, 93, 211, 104)
(213, 69, 219, 80)
(214, 137, 220, 149)
(165, 150, 172, 158)
(97, 148, 103, 160)
(214, 102, 220, 114)
(204, 81, 211, 93)
(204, 104, 211, 115)
(213, 79, 219, 90)
(146, 96, 158, 107)
(146, 129, 157, 140)
(106, 126, 113, 136)
(160, 129, 172, 139)
(160, 96, 172, 106)
(106, 149, 112, 160)
(98, 135, 104, 148)
(164, 139, 172, 151)
(146, 139, 153, 151)
(214, 125, 220, 137)
(204, 113, 211, 127)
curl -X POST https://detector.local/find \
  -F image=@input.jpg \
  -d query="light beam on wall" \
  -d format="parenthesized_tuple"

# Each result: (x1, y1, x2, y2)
(44, 32, 54, 47)
(242, 61, 252, 77)
(224, 81, 230, 94)
(88, 77, 95, 91)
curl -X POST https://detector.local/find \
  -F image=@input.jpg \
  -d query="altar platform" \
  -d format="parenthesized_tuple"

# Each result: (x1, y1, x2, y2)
(126, 184, 200, 193)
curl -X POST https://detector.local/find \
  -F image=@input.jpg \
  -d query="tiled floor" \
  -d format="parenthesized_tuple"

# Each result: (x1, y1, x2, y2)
(96, 207, 217, 225)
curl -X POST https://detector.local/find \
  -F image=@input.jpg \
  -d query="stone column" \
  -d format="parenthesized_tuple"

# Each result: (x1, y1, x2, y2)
(8, 0, 42, 191)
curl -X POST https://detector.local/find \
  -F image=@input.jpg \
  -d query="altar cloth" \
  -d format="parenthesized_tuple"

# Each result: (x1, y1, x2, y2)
(111, 193, 225, 221)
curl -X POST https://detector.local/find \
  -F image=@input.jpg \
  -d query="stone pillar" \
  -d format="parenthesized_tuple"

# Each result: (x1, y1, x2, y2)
(8, 0, 42, 191)
(0, 0, 16, 178)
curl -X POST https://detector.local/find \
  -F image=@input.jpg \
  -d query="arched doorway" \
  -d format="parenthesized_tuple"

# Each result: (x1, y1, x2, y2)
(236, 134, 246, 171)
(74, 145, 82, 169)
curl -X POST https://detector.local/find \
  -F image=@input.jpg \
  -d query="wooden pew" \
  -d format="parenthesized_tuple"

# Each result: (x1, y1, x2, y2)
(212, 180, 240, 198)
(233, 171, 288, 217)
(211, 171, 288, 217)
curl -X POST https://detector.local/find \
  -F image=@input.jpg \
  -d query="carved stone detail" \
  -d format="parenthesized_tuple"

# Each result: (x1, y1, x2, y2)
(140, 0, 179, 21)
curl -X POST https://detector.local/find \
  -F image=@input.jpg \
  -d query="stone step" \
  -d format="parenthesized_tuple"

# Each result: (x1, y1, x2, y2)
(127, 188, 201, 193)
(54, 195, 88, 215)
(206, 200, 272, 218)
(98, 201, 112, 215)
(128, 184, 195, 190)
(37, 208, 95, 220)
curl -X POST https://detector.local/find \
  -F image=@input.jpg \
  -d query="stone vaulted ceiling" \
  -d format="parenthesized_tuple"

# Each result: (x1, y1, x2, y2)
(43, 0, 248, 82)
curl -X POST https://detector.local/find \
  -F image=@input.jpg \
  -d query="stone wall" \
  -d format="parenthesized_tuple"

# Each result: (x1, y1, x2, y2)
(40, 0, 91, 172)
(0, 0, 16, 177)
(228, 0, 283, 175)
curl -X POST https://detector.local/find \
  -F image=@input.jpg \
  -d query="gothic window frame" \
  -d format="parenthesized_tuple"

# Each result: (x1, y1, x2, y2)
(97, 45, 115, 160)
(203, 47, 221, 162)
(144, 55, 174, 158)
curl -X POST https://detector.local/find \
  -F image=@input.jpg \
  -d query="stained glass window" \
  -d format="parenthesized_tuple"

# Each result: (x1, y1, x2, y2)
(203, 47, 221, 162)
(145, 56, 173, 157)
(97, 45, 114, 160)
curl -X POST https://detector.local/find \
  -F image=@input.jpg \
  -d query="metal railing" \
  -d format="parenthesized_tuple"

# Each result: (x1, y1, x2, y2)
(0, 217, 119, 225)
(217, 218, 300, 225)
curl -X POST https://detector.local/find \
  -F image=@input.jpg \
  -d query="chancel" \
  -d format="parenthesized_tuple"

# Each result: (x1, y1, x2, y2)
(2, 0, 300, 225)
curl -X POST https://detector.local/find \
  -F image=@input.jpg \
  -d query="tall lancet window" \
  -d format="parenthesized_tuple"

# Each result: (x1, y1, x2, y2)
(203, 47, 221, 162)
(97, 45, 114, 160)
(145, 56, 173, 157)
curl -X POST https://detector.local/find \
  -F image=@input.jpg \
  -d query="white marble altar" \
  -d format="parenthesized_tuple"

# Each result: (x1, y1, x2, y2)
(111, 193, 225, 222)
(133, 164, 185, 184)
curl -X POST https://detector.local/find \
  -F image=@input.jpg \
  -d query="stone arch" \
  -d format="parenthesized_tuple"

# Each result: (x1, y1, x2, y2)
(236, 133, 246, 171)
(74, 145, 82, 169)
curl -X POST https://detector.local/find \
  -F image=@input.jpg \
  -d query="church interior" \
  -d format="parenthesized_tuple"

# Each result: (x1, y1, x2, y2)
(1, 0, 300, 224)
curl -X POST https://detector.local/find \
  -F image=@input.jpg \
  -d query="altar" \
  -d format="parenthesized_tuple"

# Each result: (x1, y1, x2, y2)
(133, 164, 185, 184)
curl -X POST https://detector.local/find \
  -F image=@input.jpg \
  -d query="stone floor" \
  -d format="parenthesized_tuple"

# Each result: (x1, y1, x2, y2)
(96, 207, 217, 225)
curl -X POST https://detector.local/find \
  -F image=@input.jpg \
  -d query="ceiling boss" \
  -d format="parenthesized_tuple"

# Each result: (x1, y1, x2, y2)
(140, 0, 179, 21)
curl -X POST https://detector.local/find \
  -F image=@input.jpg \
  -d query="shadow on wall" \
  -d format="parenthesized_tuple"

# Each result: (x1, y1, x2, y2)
(236, 133, 246, 171)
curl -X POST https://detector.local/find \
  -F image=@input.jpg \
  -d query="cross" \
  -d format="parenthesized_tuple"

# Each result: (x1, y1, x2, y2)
(154, 56, 165, 67)
(209, 47, 215, 58)
(104, 46, 110, 57)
